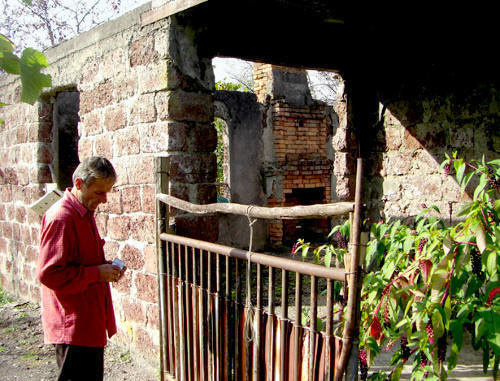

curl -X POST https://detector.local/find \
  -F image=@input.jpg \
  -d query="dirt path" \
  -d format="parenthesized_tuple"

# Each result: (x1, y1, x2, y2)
(0, 295, 158, 381)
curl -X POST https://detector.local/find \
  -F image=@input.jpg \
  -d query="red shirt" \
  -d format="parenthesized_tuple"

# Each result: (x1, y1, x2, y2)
(37, 189, 117, 347)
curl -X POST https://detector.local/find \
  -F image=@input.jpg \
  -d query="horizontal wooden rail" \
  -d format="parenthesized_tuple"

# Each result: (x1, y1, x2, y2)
(156, 193, 354, 219)
(160, 233, 347, 282)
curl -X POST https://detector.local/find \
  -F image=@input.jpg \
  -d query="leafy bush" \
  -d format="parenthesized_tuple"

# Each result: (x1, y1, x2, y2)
(295, 153, 500, 380)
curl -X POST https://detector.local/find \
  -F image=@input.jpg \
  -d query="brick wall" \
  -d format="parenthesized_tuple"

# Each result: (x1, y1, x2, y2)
(0, 4, 215, 366)
(254, 64, 340, 246)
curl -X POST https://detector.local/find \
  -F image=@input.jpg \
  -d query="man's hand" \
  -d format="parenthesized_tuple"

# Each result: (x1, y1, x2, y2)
(98, 264, 126, 282)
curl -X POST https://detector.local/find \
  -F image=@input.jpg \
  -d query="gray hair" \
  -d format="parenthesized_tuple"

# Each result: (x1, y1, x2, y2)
(72, 156, 117, 186)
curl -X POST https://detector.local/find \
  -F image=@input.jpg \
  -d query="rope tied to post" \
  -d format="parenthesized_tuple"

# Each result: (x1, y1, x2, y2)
(243, 205, 257, 342)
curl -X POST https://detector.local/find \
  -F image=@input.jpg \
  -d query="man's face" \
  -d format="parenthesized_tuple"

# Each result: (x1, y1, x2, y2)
(76, 177, 115, 211)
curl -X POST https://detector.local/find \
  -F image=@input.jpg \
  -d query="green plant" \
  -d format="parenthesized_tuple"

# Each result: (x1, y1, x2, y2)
(0, 287, 13, 305)
(295, 153, 499, 380)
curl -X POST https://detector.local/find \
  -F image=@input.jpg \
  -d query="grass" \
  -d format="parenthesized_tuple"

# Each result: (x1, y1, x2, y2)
(119, 351, 131, 362)
(0, 345, 6, 352)
(0, 287, 13, 305)
(23, 353, 38, 360)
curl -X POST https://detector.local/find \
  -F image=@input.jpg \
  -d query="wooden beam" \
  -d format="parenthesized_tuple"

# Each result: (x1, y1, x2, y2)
(141, 0, 207, 26)
(156, 193, 354, 219)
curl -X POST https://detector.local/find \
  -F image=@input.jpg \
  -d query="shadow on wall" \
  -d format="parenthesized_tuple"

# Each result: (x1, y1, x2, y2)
(363, 79, 500, 223)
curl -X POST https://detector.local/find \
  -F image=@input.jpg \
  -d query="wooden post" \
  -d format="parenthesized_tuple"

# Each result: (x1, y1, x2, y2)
(155, 156, 170, 381)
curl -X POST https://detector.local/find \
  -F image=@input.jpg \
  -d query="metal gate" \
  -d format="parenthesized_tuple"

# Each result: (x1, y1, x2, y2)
(155, 157, 364, 381)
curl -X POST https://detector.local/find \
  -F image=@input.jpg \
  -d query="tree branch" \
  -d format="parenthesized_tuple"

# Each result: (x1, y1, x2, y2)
(156, 193, 354, 219)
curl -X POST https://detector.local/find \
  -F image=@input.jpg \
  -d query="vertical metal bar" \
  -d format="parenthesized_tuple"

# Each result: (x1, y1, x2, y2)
(178, 244, 187, 381)
(293, 272, 302, 381)
(172, 243, 181, 379)
(267, 266, 275, 381)
(208, 250, 214, 380)
(308, 276, 317, 381)
(253, 263, 262, 381)
(167, 241, 175, 374)
(184, 245, 192, 381)
(234, 258, 241, 381)
(224, 256, 231, 381)
(155, 156, 169, 381)
(336, 158, 364, 381)
(199, 249, 206, 381)
(192, 247, 199, 381)
(244, 260, 252, 381)
(216, 252, 221, 381)
(325, 279, 333, 381)
(280, 269, 288, 381)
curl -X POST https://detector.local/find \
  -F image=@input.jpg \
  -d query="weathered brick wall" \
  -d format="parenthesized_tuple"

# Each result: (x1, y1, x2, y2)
(365, 83, 500, 222)
(0, 3, 215, 365)
(255, 64, 343, 245)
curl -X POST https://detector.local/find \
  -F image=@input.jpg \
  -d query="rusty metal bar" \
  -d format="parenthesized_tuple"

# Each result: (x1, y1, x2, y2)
(208, 250, 215, 380)
(155, 156, 169, 381)
(325, 279, 333, 381)
(308, 276, 318, 381)
(172, 243, 181, 379)
(267, 266, 275, 381)
(178, 243, 187, 381)
(184, 245, 192, 381)
(234, 258, 241, 381)
(253, 263, 262, 381)
(199, 249, 206, 381)
(224, 256, 231, 381)
(216, 252, 221, 381)
(166, 241, 175, 374)
(279, 269, 288, 381)
(192, 247, 199, 381)
(336, 158, 364, 381)
(244, 260, 252, 381)
(293, 272, 302, 381)
(160, 233, 346, 282)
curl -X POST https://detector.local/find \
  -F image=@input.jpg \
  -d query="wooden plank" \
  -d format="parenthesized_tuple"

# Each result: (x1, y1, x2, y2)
(141, 0, 208, 26)
(157, 193, 354, 219)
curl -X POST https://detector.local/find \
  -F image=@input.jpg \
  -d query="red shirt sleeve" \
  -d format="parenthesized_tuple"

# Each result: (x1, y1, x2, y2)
(37, 216, 101, 294)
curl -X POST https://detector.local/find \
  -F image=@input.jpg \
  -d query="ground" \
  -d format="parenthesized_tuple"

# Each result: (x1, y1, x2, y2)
(0, 295, 159, 381)
(0, 292, 494, 380)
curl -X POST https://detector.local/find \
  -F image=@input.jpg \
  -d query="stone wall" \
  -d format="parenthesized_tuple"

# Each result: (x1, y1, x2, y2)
(0, 3, 215, 365)
(364, 82, 500, 222)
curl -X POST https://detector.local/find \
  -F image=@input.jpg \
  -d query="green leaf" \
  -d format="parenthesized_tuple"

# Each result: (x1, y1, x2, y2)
(486, 250, 498, 278)
(461, 171, 475, 194)
(483, 342, 490, 374)
(0, 34, 14, 52)
(450, 320, 463, 350)
(19, 48, 52, 105)
(456, 162, 466, 184)
(473, 174, 488, 200)
(432, 308, 445, 339)
(475, 318, 486, 343)
(488, 159, 500, 166)
(390, 363, 403, 381)
(0, 51, 20, 74)
(448, 341, 459, 370)
(324, 247, 332, 268)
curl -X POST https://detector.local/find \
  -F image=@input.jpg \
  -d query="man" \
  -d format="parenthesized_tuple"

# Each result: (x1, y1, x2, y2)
(37, 156, 126, 381)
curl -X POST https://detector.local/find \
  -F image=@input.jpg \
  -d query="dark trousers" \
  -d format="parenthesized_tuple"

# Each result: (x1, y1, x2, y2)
(55, 344, 104, 381)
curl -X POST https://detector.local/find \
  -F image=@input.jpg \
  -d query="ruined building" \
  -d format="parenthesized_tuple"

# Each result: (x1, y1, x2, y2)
(1, 0, 499, 367)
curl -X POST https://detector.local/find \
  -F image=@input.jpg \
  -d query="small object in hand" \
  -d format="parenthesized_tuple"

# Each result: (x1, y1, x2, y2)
(112, 258, 125, 270)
